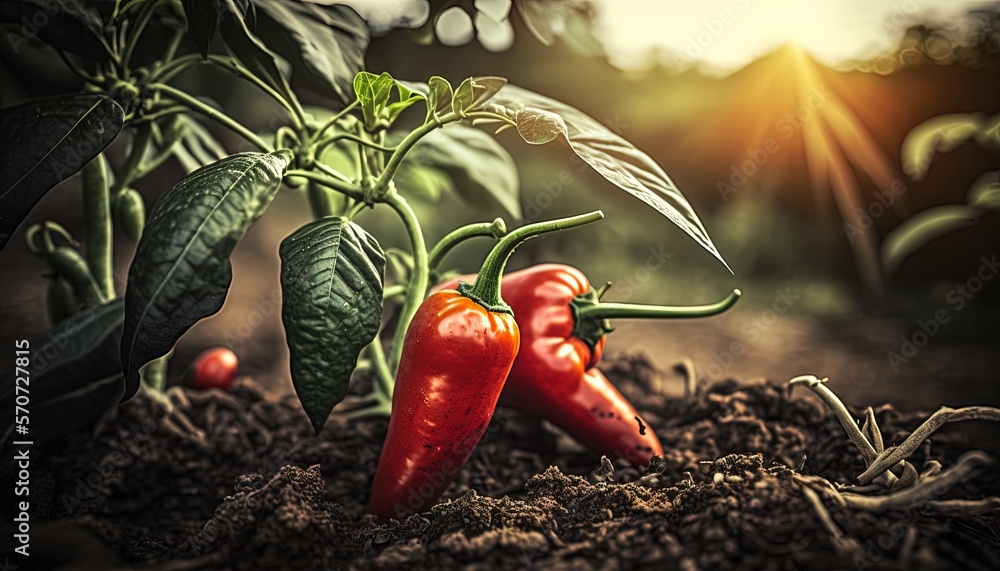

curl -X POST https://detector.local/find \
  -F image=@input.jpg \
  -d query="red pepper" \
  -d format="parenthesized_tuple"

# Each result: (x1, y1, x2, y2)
(438, 264, 740, 467)
(186, 347, 239, 391)
(370, 213, 604, 522)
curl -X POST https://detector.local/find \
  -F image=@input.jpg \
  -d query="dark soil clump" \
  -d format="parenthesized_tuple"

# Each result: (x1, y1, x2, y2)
(6, 354, 999, 570)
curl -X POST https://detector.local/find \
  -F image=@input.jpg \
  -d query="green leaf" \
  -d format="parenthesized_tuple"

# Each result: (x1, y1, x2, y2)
(279, 217, 385, 433)
(384, 80, 428, 123)
(394, 125, 521, 218)
(120, 150, 292, 399)
(1, 299, 125, 442)
(452, 76, 507, 115)
(0, 94, 124, 250)
(490, 84, 730, 271)
(353, 71, 394, 129)
(0, 0, 107, 60)
(901, 113, 985, 181)
(399, 166, 451, 202)
(881, 205, 982, 274)
(218, 0, 298, 112)
(427, 76, 453, 119)
(182, 0, 221, 59)
(253, 1, 369, 104)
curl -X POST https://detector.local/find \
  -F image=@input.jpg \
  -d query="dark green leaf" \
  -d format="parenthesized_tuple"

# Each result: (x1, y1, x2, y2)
(120, 150, 292, 399)
(353, 71, 394, 129)
(1, 299, 125, 442)
(452, 76, 506, 115)
(182, 0, 221, 59)
(219, 0, 298, 112)
(253, 1, 369, 104)
(280, 217, 385, 433)
(0, 94, 124, 250)
(881, 205, 981, 274)
(491, 84, 730, 271)
(0, 0, 107, 60)
(394, 125, 520, 218)
(427, 75, 453, 119)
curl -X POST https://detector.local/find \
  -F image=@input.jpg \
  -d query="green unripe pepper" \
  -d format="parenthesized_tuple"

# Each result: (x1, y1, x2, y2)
(115, 188, 146, 242)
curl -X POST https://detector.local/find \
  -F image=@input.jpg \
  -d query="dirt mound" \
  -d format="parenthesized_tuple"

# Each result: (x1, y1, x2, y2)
(7, 354, 999, 569)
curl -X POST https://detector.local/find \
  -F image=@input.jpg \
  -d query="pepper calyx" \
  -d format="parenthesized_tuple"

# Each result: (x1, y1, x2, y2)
(570, 289, 615, 352)
(458, 280, 512, 315)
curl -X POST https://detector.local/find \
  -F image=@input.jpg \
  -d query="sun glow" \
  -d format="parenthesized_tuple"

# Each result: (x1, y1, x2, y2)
(590, 0, 996, 73)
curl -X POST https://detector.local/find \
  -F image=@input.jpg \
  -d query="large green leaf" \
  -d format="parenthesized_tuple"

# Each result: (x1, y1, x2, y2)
(490, 84, 729, 271)
(253, 0, 369, 105)
(0, 94, 124, 250)
(394, 125, 520, 218)
(218, 0, 298, 112)
(1, 299, 125, 442)
(0, 0, 107, 60)
(280, 217, 385, 433)
(182, 0, 222, 59)
(120, 150, 292, 399)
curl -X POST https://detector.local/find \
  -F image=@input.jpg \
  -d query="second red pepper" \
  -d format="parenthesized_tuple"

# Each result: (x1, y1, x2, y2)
(439, 264, 740, 467)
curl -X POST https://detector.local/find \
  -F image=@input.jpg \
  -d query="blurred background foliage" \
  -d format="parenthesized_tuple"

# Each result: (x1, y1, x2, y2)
(2, 0, 998, 407)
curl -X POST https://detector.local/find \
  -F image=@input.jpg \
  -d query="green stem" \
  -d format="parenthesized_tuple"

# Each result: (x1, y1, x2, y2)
(315, 101, 358, 138)
(152, 53, 202, 83)
(428, 218, 507, 270)
(462, 211, 605, 313)
(121, 0, 160, 76)
(576, 289, 742, 321)
(207, 56, 305, 130)
(317, 132, 396, 153)
(285, 169, 364, 201)
(307, 182, 337, 218)
(367, 337, 395, 400)
(386, 191, 428, 372)
(112, 124, 153, 194)
(374, 110, 513, 192)
(383, 284, 406, 298)
(81, 154, 115, 298)
(152, 83, 273, 152)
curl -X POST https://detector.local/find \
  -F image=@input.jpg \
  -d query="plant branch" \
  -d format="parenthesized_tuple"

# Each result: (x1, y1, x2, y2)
(152, 83, 273, 152)
(207, 56, 305, 130)
(857, 406, 1000, 484)
(841, 451, 994, 511)
(428, 218, 507, 271)
(81, 155, 115, 298)
(285, 170, 364, 201)
(385, 191, 428, 372)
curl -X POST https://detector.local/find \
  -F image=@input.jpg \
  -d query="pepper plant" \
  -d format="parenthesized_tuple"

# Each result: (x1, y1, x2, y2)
(0, 0, 730, 440)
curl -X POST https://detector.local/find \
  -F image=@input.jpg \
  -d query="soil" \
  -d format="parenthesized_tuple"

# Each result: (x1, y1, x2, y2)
(4, 354, 999, 570)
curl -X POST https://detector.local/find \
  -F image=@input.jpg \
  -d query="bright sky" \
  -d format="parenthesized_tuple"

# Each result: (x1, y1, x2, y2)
(332, 0, 996, 72)
(589, 0, 997, 72)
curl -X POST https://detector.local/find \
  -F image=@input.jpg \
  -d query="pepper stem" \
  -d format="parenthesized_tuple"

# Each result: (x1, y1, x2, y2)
(577, 288, 741, 321)
(460, 211, 605, 313)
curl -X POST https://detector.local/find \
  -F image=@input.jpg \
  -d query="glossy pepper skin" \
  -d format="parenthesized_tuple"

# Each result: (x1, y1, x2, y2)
(369, 212, 604, 522)
(369, 290, 519, 521)
(439, 264, 663, 467)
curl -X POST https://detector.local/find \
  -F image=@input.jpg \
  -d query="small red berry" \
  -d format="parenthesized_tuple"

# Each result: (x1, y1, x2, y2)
(187, 347, 239, 391)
